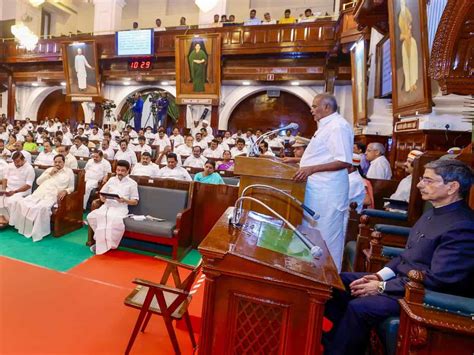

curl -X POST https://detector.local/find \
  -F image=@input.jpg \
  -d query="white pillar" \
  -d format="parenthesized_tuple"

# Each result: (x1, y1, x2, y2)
(93, 0, 125, 35)
(197, 0, 227, 25)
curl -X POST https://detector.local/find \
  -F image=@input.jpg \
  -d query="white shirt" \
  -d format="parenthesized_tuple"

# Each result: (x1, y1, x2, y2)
(0, 159, 8, 179)
(34, 150, 56, 166)
(203, 147, 223, 159)
(156, 166, 192, 181)
(65, 153, 78, 169)
(175, 145, 192, 157)
(348, 170, 366, 213)
(62, 134, 73, 146)
(0, 132, 9, 143)
(18, 150, 32, 164)
(261, 150, 275, 157)
(85, 159, 111, 182)
(70, 144, 90, 158)
(366, 155, 392, 180)
(194, 140, 208, 150)
(183, 155, 207, 168)
(131, 163, 160, 178)
(223, 137, 235, 145)
(230, 146, 248, 158)
(390, 174, 412, 202)
(267, 138, 284, 149)
(115, 149, 138, 166)
(100, 175, 139, 211)
(170, 135, 184, 148)
(0, 148, 11, 158)
(100, 147, 115, 160)
(33, 167, 75, 199)
(133, 144, 152, 154)
(152, 135, 171, 150)
(4, 162, 35, 193)
(128, 130, 138, 138)
(89, 133, 102, 142)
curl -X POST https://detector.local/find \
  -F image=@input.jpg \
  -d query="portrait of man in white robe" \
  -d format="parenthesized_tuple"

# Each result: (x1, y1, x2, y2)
(65, 42, 100, 96)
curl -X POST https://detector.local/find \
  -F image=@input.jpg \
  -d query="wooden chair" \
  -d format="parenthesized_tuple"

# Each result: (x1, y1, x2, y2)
(124, 256, 202, 355)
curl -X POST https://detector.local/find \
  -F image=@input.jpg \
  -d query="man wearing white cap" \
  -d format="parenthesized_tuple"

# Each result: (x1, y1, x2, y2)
(294, 93, 353, 272)
(389, 149, 423, 202)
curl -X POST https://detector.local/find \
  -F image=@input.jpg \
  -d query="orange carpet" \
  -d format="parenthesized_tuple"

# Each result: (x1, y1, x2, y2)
(0, 255, 202, 354)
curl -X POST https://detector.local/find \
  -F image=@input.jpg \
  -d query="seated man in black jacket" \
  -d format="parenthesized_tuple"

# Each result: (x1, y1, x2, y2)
(323, 159, 474, 355)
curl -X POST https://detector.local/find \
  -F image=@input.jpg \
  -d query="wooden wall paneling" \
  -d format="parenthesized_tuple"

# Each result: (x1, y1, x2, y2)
(254, 30, 266, 44)
(7, 74, 15, 119)
(294, 27, 307, 41)
(37, 89, 84, 123)
(227, 91, 316, 138)
(281, 28, 294, 42)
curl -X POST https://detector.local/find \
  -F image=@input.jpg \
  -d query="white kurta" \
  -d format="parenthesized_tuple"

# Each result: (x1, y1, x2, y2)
(83, 159, 112, 209)
(390, 174, 412, 202)
(230, 147, 248, 158)
(183, 155, 207, 168)
(131, 163, 160, 178)
(115, 149, 138, 166)
(300, 112, 353, 271)
(366, 156, 392, 180)
(0, 162, 35, 217)
(34, 151, 56, 166)
(152, 136, 171, 150)
(75, 54, 91, 90)
(203, 148, 223, 159)
(70, 144, 90, 158)
(170, 135, 184, 148)
(348, 170, 366, 213)
(133, 144, 152, 154)
(65, 154, 78, 169)
(87, 176, 139, 255)
(175, 145, 192, 158)
(11, 167, 74, 241)
(156, 166, 192, 181)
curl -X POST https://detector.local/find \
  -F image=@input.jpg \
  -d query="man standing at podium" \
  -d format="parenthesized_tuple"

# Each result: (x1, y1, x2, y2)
(294, 93, 353, 271)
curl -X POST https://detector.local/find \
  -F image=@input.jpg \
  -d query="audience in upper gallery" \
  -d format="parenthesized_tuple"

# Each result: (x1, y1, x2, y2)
(299, 8, 316, 22)
(262, 12, 277, 25)
(155, 18, 165, 31)
(220, 15, 228, 23)
(228, 15, 236, 23)
(279, 9, 296, 24)
(244, 9, 261, 26)
(365, 142, 392, 180)
(132, 22, 139, 29)
(194, 160, 224, 185)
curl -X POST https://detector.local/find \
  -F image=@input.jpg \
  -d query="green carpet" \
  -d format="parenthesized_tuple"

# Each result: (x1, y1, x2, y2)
(0, 225, 92, 272)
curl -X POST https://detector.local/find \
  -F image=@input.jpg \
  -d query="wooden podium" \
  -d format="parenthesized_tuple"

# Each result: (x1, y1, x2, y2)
(198, 208, 343, 355)
(234, 156, 306, 226)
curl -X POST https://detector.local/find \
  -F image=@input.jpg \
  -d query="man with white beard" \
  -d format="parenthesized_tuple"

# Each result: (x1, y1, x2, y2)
(131, 152, 160, 177)
(87, 160, 139, 254)
(83, 150, 112, 209)
(10, 154, 75, 242)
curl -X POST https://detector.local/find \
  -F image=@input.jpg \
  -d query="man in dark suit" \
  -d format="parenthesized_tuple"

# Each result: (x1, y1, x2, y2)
(323, 159, 474, 355)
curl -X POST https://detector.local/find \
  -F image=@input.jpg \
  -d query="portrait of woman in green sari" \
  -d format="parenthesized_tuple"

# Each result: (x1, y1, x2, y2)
(188, 41, 208, 92)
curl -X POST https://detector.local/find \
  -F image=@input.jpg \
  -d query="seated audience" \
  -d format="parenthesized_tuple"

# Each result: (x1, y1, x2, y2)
(115, 139, 138, 168)
(280, 129, 296, 145)
(259, 141, 275, 156)
(23, 133, 38, 153)
(203, 139, 223, 159)
(169, 127, 184, 148)
(56, 145, 78, 169)
(353, 142, 369, 176)
(262, 12, 277, 24)
(279, 9, 296, 24)
(10, 155, 74, 242)
(194, 133, 209, 150)
(0, 139, 12, 158)
(175, 135, 194, 158)
(183, 146, 207, 168)
(152, 128, 171, 151)
(324, 159, 474, 354)
(99, 139, 115, 160)
(228, 14, 236, 22)
(217, 150, 234, 171)
(223, 131, 235, 145)
(267, 133, 284, 149)
(244, 9, 261, 25)
(0, 152, 35, 223)
(34, 140, 56, 166)
(366, 142, 392, 180)
(87, 160, 139, 255)
(200, 127, 214, 143)
(133, 136, 152, 154)
(6, 135, 16, 151)
(156, 153, 192, 181)
(348, 154, 368, 213)
(155, 18, 165, 31)
(220, 15, 228, 23)
(194, 160, 225, 185)
(230, 138, 248, 158)
(0, 126, 9, 143)
(83, 151, 112, 210)
(389, 150, 423, 202)
(70, 136, 90, 158)
(131, 152, 160, 178)
(89, 127, 102, 142)
(299, 8, 315, 22)
(13, 141, 32, 164)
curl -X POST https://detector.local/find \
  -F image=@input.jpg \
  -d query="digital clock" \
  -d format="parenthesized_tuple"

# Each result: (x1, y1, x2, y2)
(128, 59, 153, 71)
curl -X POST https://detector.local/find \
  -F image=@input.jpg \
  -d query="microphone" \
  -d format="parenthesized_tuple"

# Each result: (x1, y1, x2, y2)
(230, 196, 321, 262)
(241, 184, 319, 221)
(249, 122, 299, 157)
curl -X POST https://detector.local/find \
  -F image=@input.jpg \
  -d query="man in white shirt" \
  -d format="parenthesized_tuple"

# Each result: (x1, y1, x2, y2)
(230, 138, 248, 158)
(366, 142, 392, 180)
(88, 127, 102, 142)
(183, 146, 207, 168)
(10, 154, 75, 242)
(280, 130, 296, 145)
(200, 127, 214, 144)
(215, 136, 230, 152)
(0, 152, 35, 222)
(267, 133, 285, 149)
(222, 131, 235, 146)
(133, 136, 152, 154)
(131, 152, 160, 178)
(0, 140, 11, 158)
(244, 9, 261, 25)
(83, 150, 112, 209)
(175, 135, 194, 159)
(110, 124, 121, 141)
(70, 136, 90, 158)
(99, 139, 115, 160)
(169, 127, 185, 149)
(34, 140, 56, 166)
(56, 145, 78, 169)
(13, 142, 32, 164)
(389, 150, 423, 202)
(115, 140, 138, 168)
(24, 118, 34, 132)
(0, 126, 9, 143)
(258, 141, 275, 156)
(87, 160, 139, 255)
(262, 12, 277, 24)
(156, 153, 192, 181)
(126, 125, 138, 139)
(294, 94, 353, 271)
(152, 129, 171, 151)
(201, 120, 213, 137)
(203, 139, 223, 159)
(194, 133, 209, 150)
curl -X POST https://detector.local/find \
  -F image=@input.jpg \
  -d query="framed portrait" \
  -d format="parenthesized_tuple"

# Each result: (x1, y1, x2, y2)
(374, 35, 392, 98)
(175, 33, 221, 106)
(350, 38, 368, 126)
(62, 40, 102, 102)
(388, 0, 431, 117)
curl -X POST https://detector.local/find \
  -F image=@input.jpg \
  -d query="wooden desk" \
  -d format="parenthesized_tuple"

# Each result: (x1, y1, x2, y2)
(198, 208, 343, 354)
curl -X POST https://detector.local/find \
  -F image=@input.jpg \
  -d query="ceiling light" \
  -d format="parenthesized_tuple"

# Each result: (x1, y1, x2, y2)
(194, 0, 219, 13)
(242, 81, 251, 86)
(161, 81, 169, 85)
(291, 81, 300, 86)
(31, 82, 39, 87)
(11, 22, 38, 51)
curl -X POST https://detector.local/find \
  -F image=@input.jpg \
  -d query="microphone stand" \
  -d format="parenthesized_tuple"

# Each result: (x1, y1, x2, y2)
(230, 196, 323, 261)
(248, 125, 294, 157)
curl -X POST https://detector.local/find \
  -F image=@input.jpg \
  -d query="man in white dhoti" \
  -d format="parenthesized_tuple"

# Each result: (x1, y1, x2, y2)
(87, 160, 139, 255)
(11, 155, 75, 242)
(294, 94, 353, 272)
(131, 152, 160, 177)
(366, 143, 392, 180)
(1, 152, 35, 223)
(74, 48, 94, 91)
(83, 151, 112, 210)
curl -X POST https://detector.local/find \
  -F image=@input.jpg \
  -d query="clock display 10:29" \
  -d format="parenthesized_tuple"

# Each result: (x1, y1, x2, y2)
(129, 59, 153, 71)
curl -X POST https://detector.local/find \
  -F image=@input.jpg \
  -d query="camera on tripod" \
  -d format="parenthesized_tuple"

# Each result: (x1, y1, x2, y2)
(101, 99, 117, 111)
